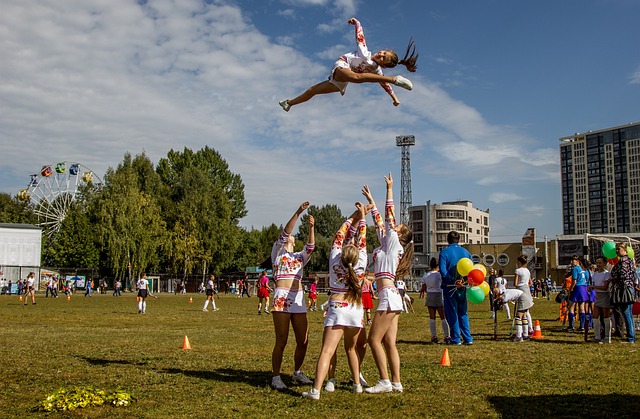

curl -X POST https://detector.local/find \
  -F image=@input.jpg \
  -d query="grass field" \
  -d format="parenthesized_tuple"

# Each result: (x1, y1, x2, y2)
(2, 291, 639, 418)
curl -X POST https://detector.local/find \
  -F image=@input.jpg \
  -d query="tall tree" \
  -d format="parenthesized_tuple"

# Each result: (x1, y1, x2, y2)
(96, 153, 168, 284)
(44, 202, 99, 269)
(0, 193, 37, 224)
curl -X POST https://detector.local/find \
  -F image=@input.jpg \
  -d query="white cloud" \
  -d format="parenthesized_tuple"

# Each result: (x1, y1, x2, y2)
(630, 66, 640, 84)
(489, 193, 524, 204)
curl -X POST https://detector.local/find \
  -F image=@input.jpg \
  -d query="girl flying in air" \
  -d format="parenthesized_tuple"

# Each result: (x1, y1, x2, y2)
(279, 17, 418, 112)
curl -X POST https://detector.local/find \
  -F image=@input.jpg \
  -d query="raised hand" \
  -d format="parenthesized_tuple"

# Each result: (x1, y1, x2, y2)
(297, 201, 310, 214)
(308, 215, 315, 228)
(362, 185, 374, 204)
(348, 17, 357, 25)
(384, 173, 393, 188)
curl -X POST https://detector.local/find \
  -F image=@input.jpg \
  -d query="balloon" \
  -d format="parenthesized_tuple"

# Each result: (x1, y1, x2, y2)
(467, 286, 485, 304)
(473, 264, 487, 277)
(627, 246, 635, 259)
(607, 257, 619, 265)
(456, 258, 474, 277)
(602, 241, 617, 259)
(479, 281, 490, 296)
(467, 269, 485, 286)
(633, 301, 640, 316)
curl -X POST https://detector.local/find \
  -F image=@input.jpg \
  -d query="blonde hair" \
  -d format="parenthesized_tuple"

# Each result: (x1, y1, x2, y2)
(395, 224, 414, 279)
(341, 245, 363, 305)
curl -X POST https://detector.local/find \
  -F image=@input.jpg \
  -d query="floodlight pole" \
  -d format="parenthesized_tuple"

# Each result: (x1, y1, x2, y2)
(396, 135, 415, 226)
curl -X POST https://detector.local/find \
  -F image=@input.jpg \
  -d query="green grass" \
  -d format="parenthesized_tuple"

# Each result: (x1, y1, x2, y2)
(2, 292, 639, 418)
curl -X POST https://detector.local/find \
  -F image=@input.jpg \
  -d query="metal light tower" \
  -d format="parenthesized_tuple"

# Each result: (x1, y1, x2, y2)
(396, 135, 415, 226)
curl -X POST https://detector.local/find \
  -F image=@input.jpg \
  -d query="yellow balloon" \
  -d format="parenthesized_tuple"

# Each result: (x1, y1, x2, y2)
(479, 281, 490, 296)
(457, 258, 474, 277)
(473, 264, 487, 277)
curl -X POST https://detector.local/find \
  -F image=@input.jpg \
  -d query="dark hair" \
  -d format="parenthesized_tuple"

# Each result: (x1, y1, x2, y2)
(429, 257, 438, 270)
(498, 269, 503, 277)
(392, 37, 418, 72)
(517, 255, 528, 265)
(447, 231, 460, 244)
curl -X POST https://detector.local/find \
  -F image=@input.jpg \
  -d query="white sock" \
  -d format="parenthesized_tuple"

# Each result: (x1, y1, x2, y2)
(211, 300, 216, 309)
(138, 301, 143, 312)
(593, 318, 601, 340)
(516, 318, 523, 338)
(441, 319, 450, 337)
(142, 301, 146, 312)
(203, 300, 209, 310)
(604, 318, 612, 341)
(504, 303, 511, 319)
(429, 319, 437, 337)
(526, 312, 533, 334)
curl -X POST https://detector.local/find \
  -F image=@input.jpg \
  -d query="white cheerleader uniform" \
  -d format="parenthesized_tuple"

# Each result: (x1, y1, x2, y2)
(371, 200, 404, 313)
(271, 230, 314, 314)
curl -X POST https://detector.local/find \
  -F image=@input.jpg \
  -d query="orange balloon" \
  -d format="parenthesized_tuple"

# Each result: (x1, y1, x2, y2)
(467, 269, 485, 286)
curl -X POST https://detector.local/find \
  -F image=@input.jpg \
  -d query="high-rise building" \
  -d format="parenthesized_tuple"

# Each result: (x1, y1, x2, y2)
(560, 122, 640, 235)
(410, 200, 490, 260)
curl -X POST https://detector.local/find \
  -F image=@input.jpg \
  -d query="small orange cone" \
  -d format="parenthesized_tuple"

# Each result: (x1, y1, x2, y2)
(189, 297, 193, 303)
(440, 348, 451, 366)
(67, 295, 71, 300)
(181, 335, 192, 350)
(19, 295, 23, 302)
(531, 320, 544, 339)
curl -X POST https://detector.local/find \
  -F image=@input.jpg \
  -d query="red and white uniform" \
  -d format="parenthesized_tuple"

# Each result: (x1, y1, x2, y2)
(271, 230, 314, 313)
(330, 19, 394, 98)
(371, 200, 404, 312)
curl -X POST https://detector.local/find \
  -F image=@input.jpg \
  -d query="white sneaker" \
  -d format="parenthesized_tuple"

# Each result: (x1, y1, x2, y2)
(203, 308, 208, 312)
(352, 383, 363, 393)
(394, 75, 413, 90)
(279, 100, 291, 112)
(365, 380, 392, 394)
(359, 373, 368, 388)
(271, 376, 287, 390)
(324, 378, 335, 392)
(391, 382, 403, 393)
(213, 308, 219, 311)
(292, 371, 313, 385)
(302, 388, 320, 400)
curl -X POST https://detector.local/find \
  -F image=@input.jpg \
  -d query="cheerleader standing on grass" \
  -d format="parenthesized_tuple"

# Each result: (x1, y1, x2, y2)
(589, 256, 612, 343)
(423, 258, 451, 344)
(303, 202, 371, 400)
(270, 202, 315, 390)
(362, 174, 414, 394)
(513, 257, 534, 341)
(279, 17, 417, 112)
(257, 271, 272, 315)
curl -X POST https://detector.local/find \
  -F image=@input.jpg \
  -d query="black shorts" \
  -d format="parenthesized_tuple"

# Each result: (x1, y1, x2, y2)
(138, 289, 148, 298)
(206, 289, 214, 296)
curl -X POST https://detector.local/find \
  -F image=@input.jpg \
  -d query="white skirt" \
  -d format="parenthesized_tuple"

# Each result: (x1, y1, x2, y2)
(272, 287, 306, 314)
(324, 300, 364, 328)
(376, 286, 403, 312)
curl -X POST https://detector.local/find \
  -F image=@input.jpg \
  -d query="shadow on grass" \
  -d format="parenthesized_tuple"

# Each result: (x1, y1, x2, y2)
(78, 355, 151, 366)
(487, 393, 640, 418)
(161, 367, 301, 393)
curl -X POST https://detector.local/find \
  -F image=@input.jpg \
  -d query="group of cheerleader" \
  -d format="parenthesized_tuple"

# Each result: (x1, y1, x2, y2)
(269, 174, 414, 398)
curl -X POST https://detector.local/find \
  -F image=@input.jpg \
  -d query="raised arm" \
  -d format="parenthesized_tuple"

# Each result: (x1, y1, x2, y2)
(384, 173, 397, 230)
(363, 184, 385, 241)
(284, 201, 310, 235)
(307, 214, 315, 245)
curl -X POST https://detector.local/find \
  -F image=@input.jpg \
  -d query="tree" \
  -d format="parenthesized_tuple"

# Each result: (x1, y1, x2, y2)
(0, 193, 37, 224)
(43, 202, 99, 269)
(96, 153, 168, 284)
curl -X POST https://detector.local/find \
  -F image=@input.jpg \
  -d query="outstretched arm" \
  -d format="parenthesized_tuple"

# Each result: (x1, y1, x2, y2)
(284, 201, 310, 235)
(307, 215, 315, 245)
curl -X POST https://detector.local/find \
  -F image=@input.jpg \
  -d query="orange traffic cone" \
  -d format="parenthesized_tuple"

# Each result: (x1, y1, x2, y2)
(189, 297, 193, 303)
(181, 335, 192, 350)
(19, 295, 23, 302)
(531, 320, 544, 339)
(67, 295, 71, 300)
(440, 348, 451, 366)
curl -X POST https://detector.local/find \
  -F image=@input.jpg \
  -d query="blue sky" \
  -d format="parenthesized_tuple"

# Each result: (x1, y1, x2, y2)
(1, 0, 638, 242)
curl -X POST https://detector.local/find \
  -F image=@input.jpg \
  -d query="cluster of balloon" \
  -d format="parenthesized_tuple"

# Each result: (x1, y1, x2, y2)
(456, 258, 489, 304)
(602, 241, 635, 265)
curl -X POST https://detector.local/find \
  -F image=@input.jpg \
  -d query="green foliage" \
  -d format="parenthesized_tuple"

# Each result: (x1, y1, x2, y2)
(0, 192, 37, 224)
(44, 202, 100, 269)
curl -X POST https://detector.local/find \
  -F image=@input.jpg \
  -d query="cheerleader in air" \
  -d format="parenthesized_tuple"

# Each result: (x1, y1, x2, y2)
(279, 17, 418, 112)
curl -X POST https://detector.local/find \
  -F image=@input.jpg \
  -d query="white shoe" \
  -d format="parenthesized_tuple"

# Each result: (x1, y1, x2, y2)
(391, 382, 403, 393)
(203, 308, 208, 312)
(365, 380, 392, 394)
(324, 378, 335, 392)
(292, 371, 313, 385)
(359, 373, 368, 388)
(271, 376, 287, 390)
(279, 100, 291, 112)
(302, 388, 320, 400)
(213, 308, 219, 311)
(394, 75, 413, 90)
(352, 383, 363, 393)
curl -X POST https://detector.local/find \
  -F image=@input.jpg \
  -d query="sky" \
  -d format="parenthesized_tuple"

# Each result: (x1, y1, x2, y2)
(1, 0, 639, 242)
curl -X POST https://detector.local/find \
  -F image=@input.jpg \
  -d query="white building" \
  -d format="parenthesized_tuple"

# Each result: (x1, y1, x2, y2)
(0, 223, 42, 291)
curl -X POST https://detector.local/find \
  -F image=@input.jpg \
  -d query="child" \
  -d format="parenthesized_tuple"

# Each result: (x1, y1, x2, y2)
(279, 17, 417, 112)
(309, 278, 318, 311)
(423, 258, 451, 344)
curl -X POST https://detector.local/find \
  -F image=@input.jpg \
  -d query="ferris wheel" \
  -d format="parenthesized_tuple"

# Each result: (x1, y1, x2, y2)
(17, 161, 103, 237)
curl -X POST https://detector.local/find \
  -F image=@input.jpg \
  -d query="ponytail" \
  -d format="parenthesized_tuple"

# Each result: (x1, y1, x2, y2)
(342, 245, 363, 305)
(398, 37, 418, 73)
